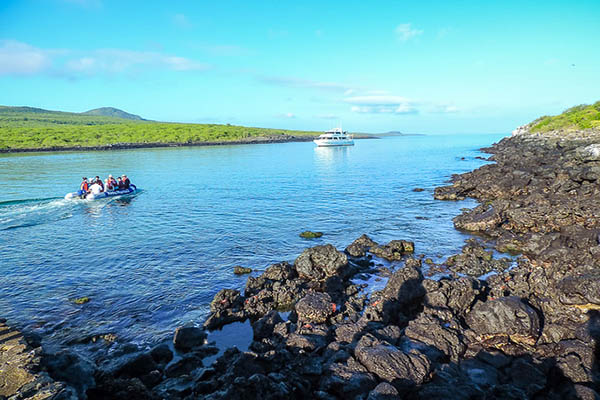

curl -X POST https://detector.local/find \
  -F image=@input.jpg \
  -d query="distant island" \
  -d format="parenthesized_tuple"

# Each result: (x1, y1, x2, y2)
(379, 131, 426, 137)
(0, 106, 324, 152)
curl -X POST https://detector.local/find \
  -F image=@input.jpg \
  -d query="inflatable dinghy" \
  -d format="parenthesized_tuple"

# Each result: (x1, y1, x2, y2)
(65, 185, 137, 200)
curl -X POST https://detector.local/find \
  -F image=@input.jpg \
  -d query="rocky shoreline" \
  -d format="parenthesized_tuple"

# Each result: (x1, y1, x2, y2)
(3, 130, 600, 399)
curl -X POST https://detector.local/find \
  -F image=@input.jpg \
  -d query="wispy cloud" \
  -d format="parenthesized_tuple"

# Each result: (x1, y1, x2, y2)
(428, 104, 459, 113)
(276, 112, 296, 118)
(0, 40, 54, 75)
(345, 94, 458, 115)
(258, 75, 354, 93)
(345, 95, 417, 114)
(315, 114, 339, 120)
(0, 40, 210, 78)
(65, 50, 210, 75)
(395, 23, 423, 42)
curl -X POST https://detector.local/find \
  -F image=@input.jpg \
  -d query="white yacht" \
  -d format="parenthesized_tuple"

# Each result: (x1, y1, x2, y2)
(313, 128, 354, 147)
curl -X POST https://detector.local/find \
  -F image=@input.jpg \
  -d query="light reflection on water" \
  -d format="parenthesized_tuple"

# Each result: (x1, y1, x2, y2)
(0, 134, 505, 352)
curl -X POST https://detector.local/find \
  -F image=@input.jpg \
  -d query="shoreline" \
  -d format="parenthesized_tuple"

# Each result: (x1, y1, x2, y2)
(0, 134, 378, 154)
(3, 130, 600, 399)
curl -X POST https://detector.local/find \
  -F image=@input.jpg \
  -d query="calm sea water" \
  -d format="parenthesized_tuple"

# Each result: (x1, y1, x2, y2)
(0, 134, 504, 351)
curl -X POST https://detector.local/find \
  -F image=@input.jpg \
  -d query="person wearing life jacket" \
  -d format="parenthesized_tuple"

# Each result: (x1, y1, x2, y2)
(95, 176, 104, 192)
(122, 175, 131, 189)
(104, 178, 113, 191)
(108, 175, 117, 189)
(78, 177, 89, 198)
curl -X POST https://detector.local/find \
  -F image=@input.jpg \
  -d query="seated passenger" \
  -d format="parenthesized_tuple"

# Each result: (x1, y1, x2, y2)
(78, 177, 89, 198)
(89, 181, 103, 195)
(122, 175, 130, 189)
(95, 176, 104, 191)
(108, 174, 117, 188)
(105, 178, 113, 191)
(117, 177, 124, 189)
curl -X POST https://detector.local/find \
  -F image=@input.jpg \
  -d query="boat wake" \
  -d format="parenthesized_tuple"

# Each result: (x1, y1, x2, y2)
(0, 197, 80, 231)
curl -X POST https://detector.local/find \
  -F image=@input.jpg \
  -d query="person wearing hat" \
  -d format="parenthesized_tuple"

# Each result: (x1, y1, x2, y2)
(77, 177, 89, 198)
(108, 174, 117, 189)
(94, 176, 104, 192)
(122, 174, 131, 189)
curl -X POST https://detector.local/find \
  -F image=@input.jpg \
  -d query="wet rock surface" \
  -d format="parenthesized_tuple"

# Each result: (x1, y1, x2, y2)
(7, 129, 600, 399)
(0, 321, 72, 399)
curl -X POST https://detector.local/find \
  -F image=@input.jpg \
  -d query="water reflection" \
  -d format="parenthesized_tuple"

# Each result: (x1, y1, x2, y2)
(313, 145, 351, 168)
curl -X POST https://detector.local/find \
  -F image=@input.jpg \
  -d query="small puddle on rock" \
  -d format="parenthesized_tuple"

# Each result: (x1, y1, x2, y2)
(204, 320, 253, 365)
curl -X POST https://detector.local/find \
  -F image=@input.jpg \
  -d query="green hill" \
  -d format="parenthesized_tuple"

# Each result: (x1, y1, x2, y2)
(82, 107, 144, 120)
(529, 101, 600, 133)
(0, 106, 320, 150)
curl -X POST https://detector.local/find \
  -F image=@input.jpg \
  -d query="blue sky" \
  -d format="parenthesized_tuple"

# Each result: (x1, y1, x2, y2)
(1, 0, 599, 133)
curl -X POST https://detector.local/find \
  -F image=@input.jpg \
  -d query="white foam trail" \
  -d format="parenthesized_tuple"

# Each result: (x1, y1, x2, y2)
(0, 198, 78, 231)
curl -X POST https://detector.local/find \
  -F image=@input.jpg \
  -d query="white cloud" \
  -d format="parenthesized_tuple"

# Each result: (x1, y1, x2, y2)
(315, 114, 339, 120)
(345, 94, 458, 115)
(345, 95, 412, 106)
(0, 40, 52, 75)
(428, 104, 459, 113)
(0, 41, 210, 78)
(64, 50, 210, 75)
(395, 23, 423, 42)
(347, 95, 418, 114)
(258, 75, 354, 93)
(276, 112, 296, 118)
(350, 105, 417, 114)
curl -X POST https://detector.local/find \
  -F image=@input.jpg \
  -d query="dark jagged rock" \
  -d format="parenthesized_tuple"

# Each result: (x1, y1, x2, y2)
(345, 234, 378, 258)
(150, 343, 173, 366)
(367, 382, 400, 399)
(295, 292, 335, 324)
(263, 262, 296, 281)
(354, 334, 431, 388)
(404, 314, 466, 362)
(43, 350, 96, 395)
(299, 231, 324, 239)
(173, 325, 207, 351)
(233, 266, 252, 275)
(465, 296, 541, 347)
(320, 356, 377, 398)
(294, 244, 349, 281)
(113, 352, 157, 379)
(369, 240, 415, 261)
(444, 240, 509, 276)
(0, 321, 71, 399)
(252, 310, 284, 341)
(204, 289, 246, 329)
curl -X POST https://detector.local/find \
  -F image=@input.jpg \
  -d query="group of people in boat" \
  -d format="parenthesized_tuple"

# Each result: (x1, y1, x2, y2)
(77, 174, 131, 197)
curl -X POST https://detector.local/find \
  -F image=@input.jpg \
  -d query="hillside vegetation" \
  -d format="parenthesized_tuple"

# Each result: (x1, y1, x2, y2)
(0, 106, 320, 150)
(529, 101, 600, 133)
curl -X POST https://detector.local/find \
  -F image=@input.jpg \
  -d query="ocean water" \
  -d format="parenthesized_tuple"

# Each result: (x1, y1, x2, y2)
(0, 134, 505, 351)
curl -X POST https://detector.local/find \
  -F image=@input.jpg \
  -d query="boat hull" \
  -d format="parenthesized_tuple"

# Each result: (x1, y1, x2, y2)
(65, 185, 137, 200)
(313, 139, 354, 147)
